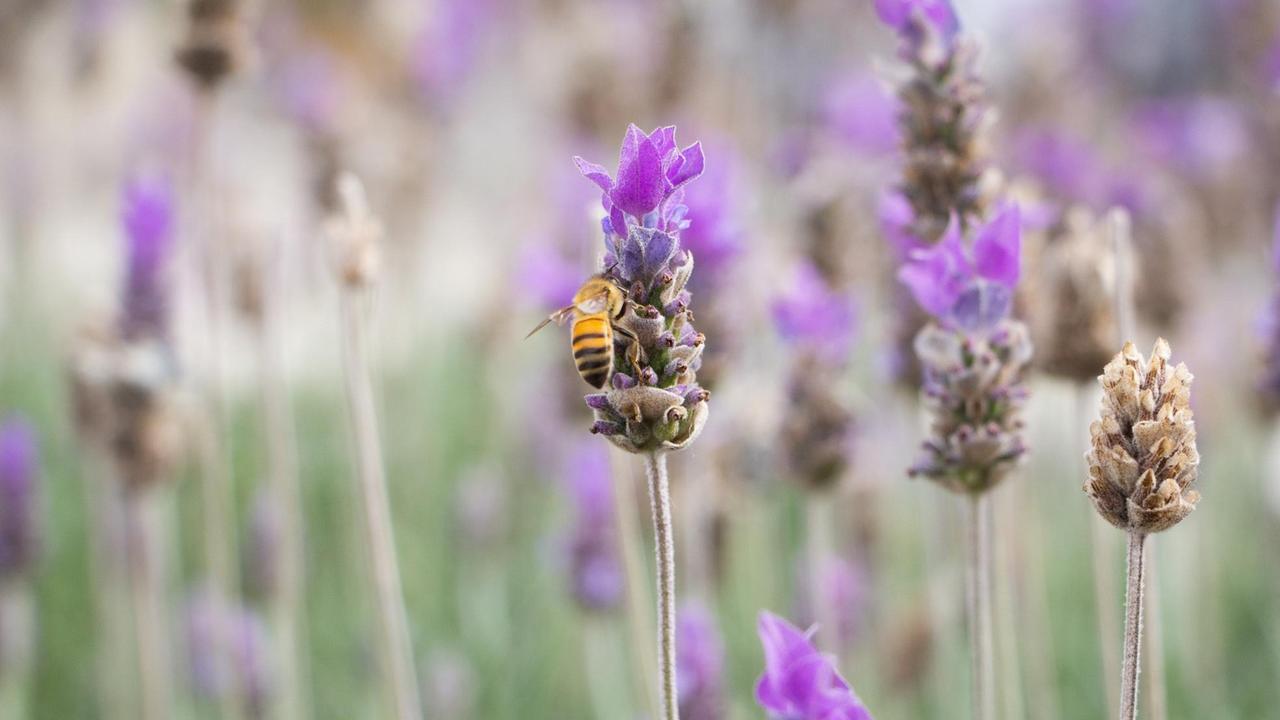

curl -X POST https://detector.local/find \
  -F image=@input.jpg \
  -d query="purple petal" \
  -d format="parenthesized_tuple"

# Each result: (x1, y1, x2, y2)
(897, 216, 971, 318)
(667, 142, 705, 189)
(611, 126, 669, 217)
(573, 157, 614, 194)
(649, 125, 677, 159)
(972, 204, 1021, 288)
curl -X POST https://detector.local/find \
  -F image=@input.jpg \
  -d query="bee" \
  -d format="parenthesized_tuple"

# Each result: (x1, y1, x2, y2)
(526, 274, 639, 388)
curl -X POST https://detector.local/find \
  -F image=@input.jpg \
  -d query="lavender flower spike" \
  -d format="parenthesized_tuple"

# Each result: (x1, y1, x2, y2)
(563, 442, 623, 612)
(121, 174, 177, 342)
(755, 611, 873, 720)
(577, 125, 709, 455)
(874, 0, 959, 43)
(0, 417, 39, 579)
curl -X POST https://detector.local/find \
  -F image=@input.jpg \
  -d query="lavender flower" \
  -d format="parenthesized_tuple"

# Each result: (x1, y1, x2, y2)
(795, 557, 868, 650)
(577, 125, 710, 454)
(0, 417, 38, 579)
(120, 175, 176, 342)
(900, 205, 1033, 493)
(755, 611, 873, 720)
(874, 0, 959, 47)
(184, 591, 273, 714)
(677, 601, 726, 720)
(772, 263, 858, 365)
(822, 72, 899, 157)
(678, 144, 742, 289)
(773, 265, 858, 490)
(563, 442, 622, 612)
(412, 0, 495, 107)
(897, 206, 1021, 333)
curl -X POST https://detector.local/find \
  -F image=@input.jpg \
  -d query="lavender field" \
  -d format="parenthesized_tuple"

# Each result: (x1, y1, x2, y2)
(1, 0, 1278, 719)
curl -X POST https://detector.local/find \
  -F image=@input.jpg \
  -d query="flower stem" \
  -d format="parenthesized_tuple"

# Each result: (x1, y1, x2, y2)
(967, 493, 994, 720)
(124, 492, 172, 720)
(339, 290, 423, 720)
(644, 452, 679, 720)
(1119, 531, 1147, 720)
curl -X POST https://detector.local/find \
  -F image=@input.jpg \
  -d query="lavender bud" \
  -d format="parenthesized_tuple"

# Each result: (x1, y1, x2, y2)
(120, 175, 176, 343)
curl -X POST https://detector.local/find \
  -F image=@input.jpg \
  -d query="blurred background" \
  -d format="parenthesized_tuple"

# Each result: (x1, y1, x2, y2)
(1, 0, 1279, 718)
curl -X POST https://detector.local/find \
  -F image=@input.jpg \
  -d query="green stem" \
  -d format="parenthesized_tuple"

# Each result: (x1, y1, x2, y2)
(644, 452, 679, 720)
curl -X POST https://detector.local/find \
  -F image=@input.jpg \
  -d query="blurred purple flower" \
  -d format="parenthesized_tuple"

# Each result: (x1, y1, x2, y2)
(518, 241, 584, 311)
(755, 611, 873, 720)
(271, 45, 341, 135)
(679, 143, 743, 286)
(1130, 97, 1247, 179)
(898, 205, 1022, 330)
(185, 591, 273, 712)
(412, 0, 495, 106)
(678, 601, 726, 720)
(0, 417, 38, 579)
(823, 73, 899, 156)
(795, 557, 868, 650)
(563, 441, 623, 612)
(1012, 127, 1103, 205)
(874, 0, 959, 42)
(120, 174, 176, 341)
(575, 124, 704, 233)
(879, 192, 920, 259)
(772, 263, 858, 364)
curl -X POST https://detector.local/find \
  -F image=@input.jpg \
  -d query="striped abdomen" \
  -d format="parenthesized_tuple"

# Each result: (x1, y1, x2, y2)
(572, 314, 614, 388)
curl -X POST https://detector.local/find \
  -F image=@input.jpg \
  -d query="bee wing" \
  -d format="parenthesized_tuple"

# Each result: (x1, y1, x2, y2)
(574, 290, 611, 315)
(524, 304, 577, 339)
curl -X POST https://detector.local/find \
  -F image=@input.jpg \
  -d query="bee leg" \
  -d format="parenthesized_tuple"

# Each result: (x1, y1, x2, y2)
(613, 325, 645, 377)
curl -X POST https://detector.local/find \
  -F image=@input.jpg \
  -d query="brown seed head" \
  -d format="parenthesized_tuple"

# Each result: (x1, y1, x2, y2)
(1085, 338, 1200, 533)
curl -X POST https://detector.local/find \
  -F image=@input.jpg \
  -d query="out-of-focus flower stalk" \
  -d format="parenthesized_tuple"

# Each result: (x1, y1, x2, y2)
(251, 246, 312, 720)
(177, 5, 248, 713)
(328, 173, 423, 720)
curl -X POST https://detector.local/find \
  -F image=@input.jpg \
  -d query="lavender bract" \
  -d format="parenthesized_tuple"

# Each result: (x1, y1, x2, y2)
(0, 417, 38, 579)
(577, 125, 710, 454)
(755, 611, 873, 720)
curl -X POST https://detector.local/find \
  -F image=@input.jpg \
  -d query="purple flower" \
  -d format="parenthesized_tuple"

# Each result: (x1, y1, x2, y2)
(120, 174, 176, 341)
(873, 0, 959, 41)
(878, 192, 920, 260)
(184, 591, 273, 712)
(1130, 97, 1247, 179)
(823, 72, 899, 156)
(677, 601, 726, 720)
(898, 205, 1022, 330)
(755, 611, 873, 720)
(412, 0, 495, 106)
(772, 263, 858, 363)
(575, 124, 705, 232)
(0, 417, 38, 579)
(679, 142, 742, 286)
(1012, 126, 1103, 205)
(795, 557, 868, 650)
(517, 241, 584, 311)
(563, 441, 622, 612)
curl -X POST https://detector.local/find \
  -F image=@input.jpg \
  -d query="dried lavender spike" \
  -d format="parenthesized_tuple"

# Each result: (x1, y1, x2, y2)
(1085, 339, 1200, 534)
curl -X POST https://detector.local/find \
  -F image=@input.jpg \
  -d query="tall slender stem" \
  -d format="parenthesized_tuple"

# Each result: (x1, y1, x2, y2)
(644, 452, 679, 720)
(338, 290, 423, 720)
(1119, 531, 1147, 720)
(124, 492, 171, 720)
(256, 245, 312, 720)
(967, 493, 994, 720)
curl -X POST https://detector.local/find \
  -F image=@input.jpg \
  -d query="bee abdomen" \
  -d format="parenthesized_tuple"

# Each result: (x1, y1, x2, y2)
(572, 317, 613, 388)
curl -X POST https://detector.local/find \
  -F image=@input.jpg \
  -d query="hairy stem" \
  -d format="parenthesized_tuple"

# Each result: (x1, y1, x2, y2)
(644, 452, 679, 720)
(124, 493, 171, 720)
(1119, 531, 1147, 720)
(339, 291, 423, 720)
(968, 493, 995, 720)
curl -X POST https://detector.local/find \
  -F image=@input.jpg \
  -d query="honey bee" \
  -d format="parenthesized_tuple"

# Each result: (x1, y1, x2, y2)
(526, 275, 639, 388)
